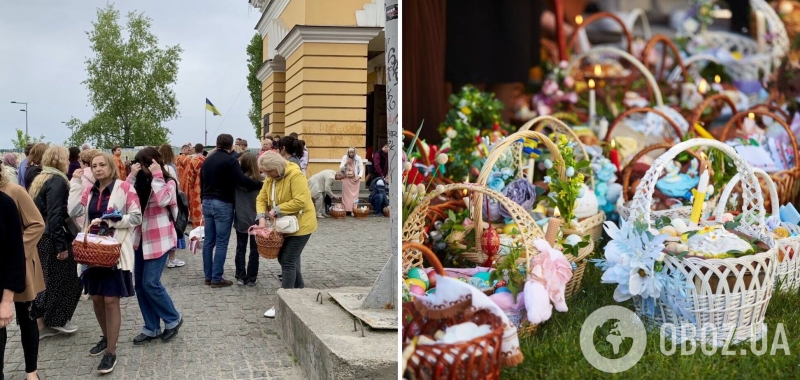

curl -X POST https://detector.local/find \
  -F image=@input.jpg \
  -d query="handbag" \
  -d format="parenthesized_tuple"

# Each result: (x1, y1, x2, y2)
(345, 158, 355, 178)
(271, 181, 299, 234)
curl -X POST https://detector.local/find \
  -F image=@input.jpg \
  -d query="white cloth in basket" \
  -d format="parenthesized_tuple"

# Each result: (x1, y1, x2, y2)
(414, 275, 522, 364)
(75, 233, 120, 246)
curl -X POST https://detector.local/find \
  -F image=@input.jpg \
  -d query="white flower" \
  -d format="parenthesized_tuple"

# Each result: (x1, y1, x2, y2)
(409, 184, 418, 194)
(403, 162, 412, 172)
(446, 128, 457, 139)
(548, 192, 557, 199)
(543, 176, 552, 183)
(435, 185, 446, 194)
(682, 18, 699, 34)
(416, 184, 426, 195)
(436, 153, 449, 165)
(599, 219, 668, 302)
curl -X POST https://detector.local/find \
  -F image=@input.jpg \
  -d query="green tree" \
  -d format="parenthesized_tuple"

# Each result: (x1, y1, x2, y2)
(246, 33, 263, 139)
(70, 4, 182, 148)
(9, 129, 46, 150)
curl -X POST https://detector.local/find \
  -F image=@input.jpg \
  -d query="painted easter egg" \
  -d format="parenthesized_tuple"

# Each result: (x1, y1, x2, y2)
(495, 286, 512, 294)
(458, 277, 469, 283)
(407, 268, 430, 288)
(409, 285, 425, 296)
(473, 272, 491, 282)
(503, 223, 519, 235)
(425, 288, 436, 296)
(405, 278, 427, 291)
(427, 270, 437, 288)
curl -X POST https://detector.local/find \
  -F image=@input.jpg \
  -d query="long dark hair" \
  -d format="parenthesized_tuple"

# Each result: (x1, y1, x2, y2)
(133, 147, 175, 209)
(279, 136, 304, 158)
(239, 152, 261, 181)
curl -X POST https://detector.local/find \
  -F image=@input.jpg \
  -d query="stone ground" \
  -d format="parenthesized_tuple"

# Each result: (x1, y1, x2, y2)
(3, 215, 391, 380)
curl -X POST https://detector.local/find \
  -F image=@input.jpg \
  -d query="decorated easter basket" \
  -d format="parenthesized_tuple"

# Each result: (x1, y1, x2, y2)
(627, 139, 778, 346)
(525, 117, 606, 242)
(353, 204, 372, 219)
(73, 222, 124, 268)
(685, 94, 739, 132)
(330, 203, 347, 219)
(603, 106, 688, 152)
(637, 34, 691, 100)
(714, 168, 800, 292)
(403, 129, 460, 197)
(567, 13, 638, 88)
(474, 127, 594, 299)
(685, 0, 789, 83)
(617, 142, 715, 222)
(402, 242, 513, 380)
(249, 225, 283, 260)
(719, 109, 800, 211)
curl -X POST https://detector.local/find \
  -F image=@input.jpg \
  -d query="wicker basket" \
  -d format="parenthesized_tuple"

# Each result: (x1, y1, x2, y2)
(617, 142, 710, 222)
(354, 205, 372, 219)
(714, 167, 800, 292)
(604, 106, 687, 148)
(383, 206, 390, 217)
(249, 225, 283, 259)
(567, 11, 635, 58)
(685, 94, 739, 133)
(638, 35, 690, 93)
(526, 118, 606, 241)
(474, 124, 594, 299)
(720, 109, 800, 210)
(330, 203, 347, 219)
(73, 226, 122, 268)
(402, 242, 514, 379)
(626, 139, 778, 346)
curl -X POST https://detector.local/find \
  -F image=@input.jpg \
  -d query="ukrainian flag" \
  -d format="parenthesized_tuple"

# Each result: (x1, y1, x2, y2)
(205, 98, 222, 116)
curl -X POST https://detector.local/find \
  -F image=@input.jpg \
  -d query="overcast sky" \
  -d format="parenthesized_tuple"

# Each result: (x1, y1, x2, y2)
(0, 1, 262, 148)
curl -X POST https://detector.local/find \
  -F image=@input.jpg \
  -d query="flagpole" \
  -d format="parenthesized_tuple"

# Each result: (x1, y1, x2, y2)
(204, 100, 207, 146)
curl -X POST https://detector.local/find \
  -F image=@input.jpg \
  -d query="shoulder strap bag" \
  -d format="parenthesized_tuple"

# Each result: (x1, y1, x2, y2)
(272, 180, 300, 234)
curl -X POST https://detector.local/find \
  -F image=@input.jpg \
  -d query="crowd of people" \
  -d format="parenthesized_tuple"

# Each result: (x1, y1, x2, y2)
(0, 133, 389, 378)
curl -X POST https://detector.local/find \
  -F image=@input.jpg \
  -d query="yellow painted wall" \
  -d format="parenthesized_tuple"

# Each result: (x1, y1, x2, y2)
(262, 36, 269, 61)
(279, 0, 306, 30)
(366, 70, 377, 93)
(305, 0, 369, 26)
(261, 72, 287, 137)
(282, 40, 369, 177)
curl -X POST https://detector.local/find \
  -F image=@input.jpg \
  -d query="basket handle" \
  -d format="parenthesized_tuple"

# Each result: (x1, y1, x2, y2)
(524, 116, 596, 190)
(627, 138, 766, 229)
(402, 242, 446, 276)
(714, 167, 779, 221)
(620, 143, 704, 202)
(720, 109, 799, 167)
(687, 94, 740, 134)
(639, 34, 689, 83)
(604, 107, 685, 143)
(748, 103, 790, 123)
(567, 12, 634, 57)
(403, 130, 430, 167)
(565, 46, 664, 108)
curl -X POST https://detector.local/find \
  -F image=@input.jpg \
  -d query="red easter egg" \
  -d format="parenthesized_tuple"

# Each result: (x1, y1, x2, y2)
(481, 225, 500, 258)
(427, 270, 437, 288)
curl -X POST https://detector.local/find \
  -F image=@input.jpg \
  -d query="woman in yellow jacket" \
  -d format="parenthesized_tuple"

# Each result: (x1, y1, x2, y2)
(256, 151, 317, 318)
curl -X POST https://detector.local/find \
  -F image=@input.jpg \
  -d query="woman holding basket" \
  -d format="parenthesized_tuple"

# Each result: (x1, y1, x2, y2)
(256, 151, 317, 318)
(68, 152, 142, 374)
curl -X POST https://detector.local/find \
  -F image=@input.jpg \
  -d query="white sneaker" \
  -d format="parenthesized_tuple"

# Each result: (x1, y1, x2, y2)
(317, 214, 326, 219)
(39, 327, 62, 339)
(264, 307, 276, 318)
(52, 321, 78, 334)
(167, 259, 185, 268)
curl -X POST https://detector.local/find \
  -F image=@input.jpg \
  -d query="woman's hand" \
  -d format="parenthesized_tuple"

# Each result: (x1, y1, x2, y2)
(130, 163, 142, 177)
(73, 168, 83, 179)
(267, 209, 277, 219)
(148, 161, 162, 175)
(57, 251, 68, 260)
(0, 299, 13, 328)
(258, 218, 266, 227)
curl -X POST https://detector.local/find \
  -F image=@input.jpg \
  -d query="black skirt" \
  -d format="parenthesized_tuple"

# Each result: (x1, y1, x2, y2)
(82, 267, 135, 298)
(445, 0, 542, 84)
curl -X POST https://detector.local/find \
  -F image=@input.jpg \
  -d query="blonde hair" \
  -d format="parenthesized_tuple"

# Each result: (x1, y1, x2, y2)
(79, 149, 101, 166)
(27, 143, 48, 166)
(28, 145, 69, 199)
(92, 153, 119, 181)
(258, 151, 287, 176)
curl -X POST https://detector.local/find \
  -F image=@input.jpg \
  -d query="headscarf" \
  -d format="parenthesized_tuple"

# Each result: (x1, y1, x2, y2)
(3, 153, 17, 168)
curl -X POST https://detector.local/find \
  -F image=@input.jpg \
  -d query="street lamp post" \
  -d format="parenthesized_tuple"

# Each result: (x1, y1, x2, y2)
(11, 101, 28, 138)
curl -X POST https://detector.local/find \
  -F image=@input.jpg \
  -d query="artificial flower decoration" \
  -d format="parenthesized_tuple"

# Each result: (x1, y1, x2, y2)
(544, 134, 591, 223)
(500, 178, 539, 220)
(524, 239, 573, 325)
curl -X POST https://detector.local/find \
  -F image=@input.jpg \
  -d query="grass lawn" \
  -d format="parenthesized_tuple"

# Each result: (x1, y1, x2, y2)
(501, 255, 800, 379)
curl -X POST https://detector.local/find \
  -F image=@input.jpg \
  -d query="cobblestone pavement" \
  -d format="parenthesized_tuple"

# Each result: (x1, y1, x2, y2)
(3, 215, 391, 379)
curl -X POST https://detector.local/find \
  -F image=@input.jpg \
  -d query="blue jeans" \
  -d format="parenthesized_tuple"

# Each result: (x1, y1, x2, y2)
(134, 246, 181, 337)
(369, 193, 388, 214)
(202, 199, 234, 283)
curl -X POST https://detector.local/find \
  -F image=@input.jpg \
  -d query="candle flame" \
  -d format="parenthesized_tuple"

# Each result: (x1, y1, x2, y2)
(575, 15, 583, 25)
(588, 79, 595, 89)
(714, 75, 721, 84)
(553, 208, 561, 217)
(700, 152, 707, 161)
(610, 139, 616, 149)
(594, 64, 601, 76)
(748, 112, 755, 120)
(698, 79, 708, 94)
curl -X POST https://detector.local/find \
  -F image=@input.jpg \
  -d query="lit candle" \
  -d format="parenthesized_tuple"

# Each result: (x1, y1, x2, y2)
(714, 75, 721, 84)
(588, 79, 596, 125)
(609, 139, 621, 171)
(712, 75, 723, 92)
(594, 64, 602, 77)
(689, 162, 710, 227)
(576, 15, 591, 53)
(693, 123, 716, 139)
(744, 112, 757, 132)
(698, 79, 708, 95)
(755, 10, 766, 53)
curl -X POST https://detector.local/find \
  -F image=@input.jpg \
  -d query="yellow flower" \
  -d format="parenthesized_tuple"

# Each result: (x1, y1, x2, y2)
(775, 227, 790, 239)
(460, 106, 472, 115)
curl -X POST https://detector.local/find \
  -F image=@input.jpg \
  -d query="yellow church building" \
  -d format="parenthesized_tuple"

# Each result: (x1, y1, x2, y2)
(250, 0, 388, 177)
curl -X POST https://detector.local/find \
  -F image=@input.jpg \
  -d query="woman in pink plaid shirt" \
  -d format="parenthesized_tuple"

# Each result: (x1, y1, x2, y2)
(126, 147, 183, 346)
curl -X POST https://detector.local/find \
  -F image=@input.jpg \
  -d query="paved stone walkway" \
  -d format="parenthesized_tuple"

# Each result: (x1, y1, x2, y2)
(3, 215, 391, 379)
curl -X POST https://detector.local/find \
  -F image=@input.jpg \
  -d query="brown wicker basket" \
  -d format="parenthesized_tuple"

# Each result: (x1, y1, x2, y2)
(354, 205, 372, 219)
(382, 206, 390, 217)
(402, 242, 508, 379)
(685, 93, 739, 132)
(604, 106, 685, 144)
(330, 203, 347, 219)
(720, 109, 800, 210)
(73, 223, 123, 268)
(250, 225, 283, 259)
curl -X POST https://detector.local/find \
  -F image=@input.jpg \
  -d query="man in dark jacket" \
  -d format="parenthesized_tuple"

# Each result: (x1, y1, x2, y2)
(368, 176, 389, 215)
(200, 134, 262, 288)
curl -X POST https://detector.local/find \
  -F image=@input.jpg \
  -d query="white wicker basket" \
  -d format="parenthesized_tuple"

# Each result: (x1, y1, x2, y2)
(714, 168, 800, 292)
(627, 139, 778, 346)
